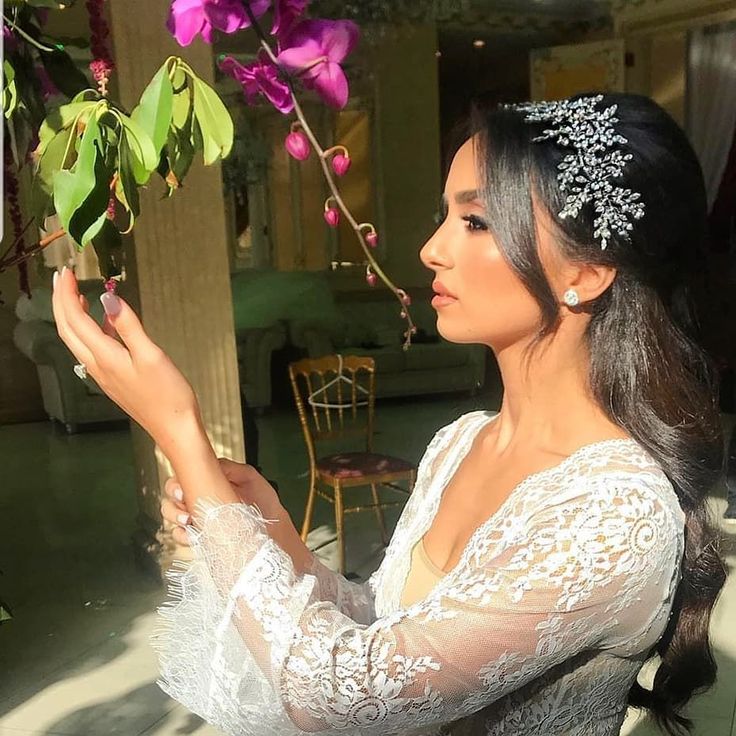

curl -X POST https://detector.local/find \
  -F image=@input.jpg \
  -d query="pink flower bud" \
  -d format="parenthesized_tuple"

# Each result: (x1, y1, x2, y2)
(285, 131, 310, 161)
(400, 310, 406, 319)
(365, 230, 378, 248)
(398, 289, 411, 306)
(332, 153, 351, 176)
(366, 272, 377, 287)
(324, 207, 340, 227)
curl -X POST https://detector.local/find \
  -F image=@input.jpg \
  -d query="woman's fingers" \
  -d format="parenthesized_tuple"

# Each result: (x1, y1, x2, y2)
(171, 526, 191, 547)
(161, 497, 192, 547)
(164, 476, 185, 502)
(161, 497, 190, 526)
(57, 268, 129, 368)
(100, 291, 163, 364)
(218, 457, 257, 483)
(52, 271, 97, 368)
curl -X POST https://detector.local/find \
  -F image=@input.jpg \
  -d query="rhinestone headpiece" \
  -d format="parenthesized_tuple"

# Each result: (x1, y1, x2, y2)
(509, 94, 645, 250)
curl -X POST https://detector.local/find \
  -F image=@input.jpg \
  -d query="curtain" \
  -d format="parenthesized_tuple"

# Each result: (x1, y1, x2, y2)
(688, 23, 736, 210)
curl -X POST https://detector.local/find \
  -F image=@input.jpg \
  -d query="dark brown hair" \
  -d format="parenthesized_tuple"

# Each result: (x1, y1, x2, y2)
(470, 93, 727, 735)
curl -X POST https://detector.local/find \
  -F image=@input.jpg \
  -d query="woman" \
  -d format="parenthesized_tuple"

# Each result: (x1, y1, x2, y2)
(53, 93, 725, 735)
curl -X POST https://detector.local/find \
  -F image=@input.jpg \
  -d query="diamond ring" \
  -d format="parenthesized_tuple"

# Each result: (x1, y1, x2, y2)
(73, 362, 88, 380)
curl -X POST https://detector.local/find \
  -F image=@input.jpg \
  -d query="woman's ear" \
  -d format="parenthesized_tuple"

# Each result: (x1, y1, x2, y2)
(567, 263, 617, 303)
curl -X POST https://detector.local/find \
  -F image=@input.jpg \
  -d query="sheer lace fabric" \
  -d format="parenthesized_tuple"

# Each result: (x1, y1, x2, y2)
(153, 410, 684, 735)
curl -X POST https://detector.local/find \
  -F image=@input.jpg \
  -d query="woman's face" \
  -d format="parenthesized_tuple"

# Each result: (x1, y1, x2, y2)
(420, 136, 550, 351)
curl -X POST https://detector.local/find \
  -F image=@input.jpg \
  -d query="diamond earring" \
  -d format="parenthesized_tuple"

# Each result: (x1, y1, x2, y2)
(563, 289, 580, 307)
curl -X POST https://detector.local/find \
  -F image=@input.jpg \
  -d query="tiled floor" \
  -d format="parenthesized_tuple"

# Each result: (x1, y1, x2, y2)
(1, 393, 735, 735)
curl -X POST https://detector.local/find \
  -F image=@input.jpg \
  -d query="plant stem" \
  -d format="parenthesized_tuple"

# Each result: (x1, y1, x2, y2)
(239, 1, 416, 347)
(0, 217, 34, 263)
(2, 14, 58, 52)
(0, 229, 66, 272)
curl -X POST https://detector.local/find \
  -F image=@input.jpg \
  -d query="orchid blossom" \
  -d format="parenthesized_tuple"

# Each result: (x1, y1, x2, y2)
(271, 0, 310, 38)
(219, 54, 294, 114)
(166, 0, 270, 46)
(277, 19, 359, 109)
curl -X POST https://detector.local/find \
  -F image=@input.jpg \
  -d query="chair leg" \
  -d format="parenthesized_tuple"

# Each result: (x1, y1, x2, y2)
(370, 483, 388, 546)
(334, 482, 346, 575)
(300, 476, 318, 543)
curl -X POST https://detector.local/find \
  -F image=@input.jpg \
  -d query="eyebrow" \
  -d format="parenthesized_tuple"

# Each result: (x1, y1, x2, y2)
(440, 189, 482, 208)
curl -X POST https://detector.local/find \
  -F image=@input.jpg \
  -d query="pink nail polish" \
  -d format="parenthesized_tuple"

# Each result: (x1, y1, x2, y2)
(174, 487, 184, 502)
(100, 292, 121, 317)
(53, 271, 59, 290)
(177, 513, 190, 526)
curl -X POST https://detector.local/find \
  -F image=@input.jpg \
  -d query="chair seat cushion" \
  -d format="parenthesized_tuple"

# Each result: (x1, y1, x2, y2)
(317, 452, 414, 479)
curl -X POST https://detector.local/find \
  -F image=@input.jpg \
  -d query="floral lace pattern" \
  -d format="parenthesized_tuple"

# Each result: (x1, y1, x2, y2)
(153, 410, 685, 735)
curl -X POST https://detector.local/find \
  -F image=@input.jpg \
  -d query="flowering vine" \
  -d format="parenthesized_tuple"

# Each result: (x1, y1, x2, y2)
(173, 0, 417, 346)
(1, 1, 234, 291)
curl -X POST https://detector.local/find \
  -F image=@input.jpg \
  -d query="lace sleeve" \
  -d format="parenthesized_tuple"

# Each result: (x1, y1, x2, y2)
(153, 473, 682, 736)
(303, 554, 376, 625)
(270, 414, 473, 627)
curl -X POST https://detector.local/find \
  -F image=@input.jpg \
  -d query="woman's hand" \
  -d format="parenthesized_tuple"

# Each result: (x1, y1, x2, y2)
(162, 459, 313, 573)
(161, 459, 287, 545)
(52, 267, 200, 456)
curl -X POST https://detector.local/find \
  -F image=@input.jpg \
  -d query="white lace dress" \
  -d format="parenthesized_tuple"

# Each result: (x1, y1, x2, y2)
(153, 410, 684, 736)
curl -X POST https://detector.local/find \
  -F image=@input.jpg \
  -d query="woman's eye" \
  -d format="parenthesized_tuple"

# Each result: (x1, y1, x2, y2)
(462, 215, 489, 232)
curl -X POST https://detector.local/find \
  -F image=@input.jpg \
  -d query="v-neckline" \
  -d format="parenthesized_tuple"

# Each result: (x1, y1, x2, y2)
(418, 411, 641, 577)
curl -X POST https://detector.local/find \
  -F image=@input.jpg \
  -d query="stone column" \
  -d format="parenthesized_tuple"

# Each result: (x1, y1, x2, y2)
(108, 0, 245, 574)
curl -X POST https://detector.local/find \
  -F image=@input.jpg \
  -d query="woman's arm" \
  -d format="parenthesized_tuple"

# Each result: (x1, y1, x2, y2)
(161, 426, 315, 574)
(155, 476, 682, 735)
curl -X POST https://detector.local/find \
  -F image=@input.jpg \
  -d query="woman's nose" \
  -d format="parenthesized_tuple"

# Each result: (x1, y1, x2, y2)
(419, 225, 451, 271)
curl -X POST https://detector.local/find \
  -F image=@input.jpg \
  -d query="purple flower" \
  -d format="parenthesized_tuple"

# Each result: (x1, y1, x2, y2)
(3, 23, 19, 54)
(35, 64, 59, 101)
(271, 0, 309, 38)
(277, 19, 359, 109)
(219, 55, 294, 114)
(167, 0, 270, 46)
(285, 130, 311, 160)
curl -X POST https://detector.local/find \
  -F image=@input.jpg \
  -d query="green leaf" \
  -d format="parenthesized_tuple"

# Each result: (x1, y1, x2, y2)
(38, 49, 89, 99)
(115, 133, 140, 229)
(171, 85, 192, 130)
(172, 122, 195, 184)
(37, 100, 94, 156)
(2, 61, 17, 119)
(69, 148, 113, 246)
(91, 218, 123, 279)
(191, 77, 233, 165)
(117, 112, 158, 184)
(31, 126, 75, 223)
(131, 64, 174, 156)
(23, 0, 77, 7)
(52, 113, 101, 237)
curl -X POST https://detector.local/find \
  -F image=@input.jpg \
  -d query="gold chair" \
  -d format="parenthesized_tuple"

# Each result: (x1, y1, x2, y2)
(288, 354, 416, 574)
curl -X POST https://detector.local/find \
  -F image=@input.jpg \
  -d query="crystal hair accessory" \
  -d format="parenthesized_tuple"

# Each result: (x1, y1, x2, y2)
(509, 94, 645, 250)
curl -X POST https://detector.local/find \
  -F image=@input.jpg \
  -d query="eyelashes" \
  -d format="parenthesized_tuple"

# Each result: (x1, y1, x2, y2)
(462, 214, 489, 232)
(433, 206, 490, 233)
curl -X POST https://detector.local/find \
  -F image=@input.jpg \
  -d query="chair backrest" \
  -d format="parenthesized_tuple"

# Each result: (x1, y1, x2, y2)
(288, 354, 376, 470)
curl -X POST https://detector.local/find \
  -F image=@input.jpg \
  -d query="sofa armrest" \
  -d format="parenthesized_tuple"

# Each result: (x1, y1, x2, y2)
(235, 323, 288, 409)
(12, 319, 62, 366)
(288, 322, 338, 358)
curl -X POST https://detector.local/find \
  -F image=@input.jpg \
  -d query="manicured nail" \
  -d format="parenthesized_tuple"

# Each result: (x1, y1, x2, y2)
(177, 513, 190, 526)
(100, 292, 121, 317)
(53, 271, 59, 290)
(173, 486, 184, 502)
(61, 265, 68, 277)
